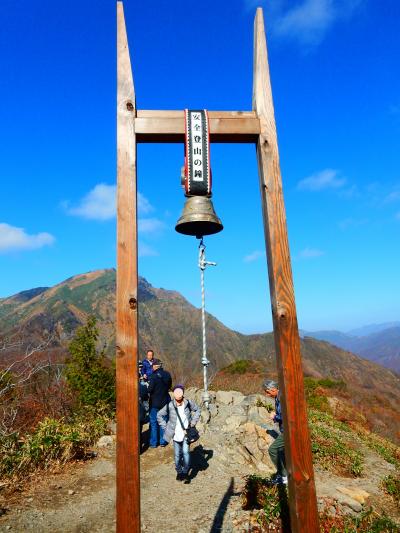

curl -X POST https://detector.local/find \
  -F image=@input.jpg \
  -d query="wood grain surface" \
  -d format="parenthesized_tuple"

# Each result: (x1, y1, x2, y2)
(253, 8, 320, 533)
(134, 111, 260, 143)
(116, 2, 140, 532)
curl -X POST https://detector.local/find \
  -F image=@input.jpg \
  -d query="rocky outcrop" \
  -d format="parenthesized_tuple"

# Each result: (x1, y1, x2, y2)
(186, 388, 276, 475)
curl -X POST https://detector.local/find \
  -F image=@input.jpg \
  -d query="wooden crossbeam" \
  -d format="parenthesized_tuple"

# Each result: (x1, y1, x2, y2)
(135, 110, 260, 143)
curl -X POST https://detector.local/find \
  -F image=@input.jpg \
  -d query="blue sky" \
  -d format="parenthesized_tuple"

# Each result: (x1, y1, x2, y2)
(0, 0, 399, 334)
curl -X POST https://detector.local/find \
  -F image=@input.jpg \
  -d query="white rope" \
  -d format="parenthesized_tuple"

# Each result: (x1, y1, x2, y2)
(198, 238, 216, 409)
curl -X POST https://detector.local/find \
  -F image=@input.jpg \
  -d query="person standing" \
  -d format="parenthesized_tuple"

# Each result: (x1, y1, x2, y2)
(263, 379, 287, 485)
(141, 349, 155, 381)
(157, 385, 200, 481)
(147, 359, 172, 448)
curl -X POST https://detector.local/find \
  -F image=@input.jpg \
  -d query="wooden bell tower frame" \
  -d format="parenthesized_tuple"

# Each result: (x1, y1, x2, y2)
(116, 2, 320, 531)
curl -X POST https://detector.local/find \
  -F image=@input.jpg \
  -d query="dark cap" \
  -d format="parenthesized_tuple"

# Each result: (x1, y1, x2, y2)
(152, 358, 162, 367)
(173, 384, 185, 393)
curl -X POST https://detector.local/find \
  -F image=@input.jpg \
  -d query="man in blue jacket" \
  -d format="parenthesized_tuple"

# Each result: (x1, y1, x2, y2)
(141, 349, 155, 381)
(263, 379, 287, 485)
(147, 359, 172, 448)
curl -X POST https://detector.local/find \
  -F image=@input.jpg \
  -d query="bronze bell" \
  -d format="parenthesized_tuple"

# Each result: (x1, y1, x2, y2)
(175, 195, 223, 239)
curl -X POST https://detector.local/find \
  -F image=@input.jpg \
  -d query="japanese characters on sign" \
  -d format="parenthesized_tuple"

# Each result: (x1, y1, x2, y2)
(184, 110, 211, 196)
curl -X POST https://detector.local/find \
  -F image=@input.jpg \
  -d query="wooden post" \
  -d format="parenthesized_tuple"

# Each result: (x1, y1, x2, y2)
(116, 2, 140, 532)
(253, 8, 320, 533)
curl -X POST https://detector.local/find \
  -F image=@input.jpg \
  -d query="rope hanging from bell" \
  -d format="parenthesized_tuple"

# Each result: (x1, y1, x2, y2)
(175, 110, 222, 410)
(198, 238, 216, 409)
(175, 110, 223, 238)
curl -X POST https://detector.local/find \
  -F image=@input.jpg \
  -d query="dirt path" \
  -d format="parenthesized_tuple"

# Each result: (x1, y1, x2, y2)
(0, 432, 247, 533)
(1, 390, 398, 532)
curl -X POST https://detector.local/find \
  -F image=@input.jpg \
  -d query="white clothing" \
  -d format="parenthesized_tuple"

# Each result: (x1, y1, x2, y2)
(173, 403, 189, 442)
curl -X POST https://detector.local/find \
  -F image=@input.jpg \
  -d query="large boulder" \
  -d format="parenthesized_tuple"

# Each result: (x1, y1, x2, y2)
(240, 394, 269, 407)
(216, 390, 244, 406)
(235, 422, 275, 474)
(97, 435, 114, 448)
(222, 414, 248, 433)
(186, 388, 217, 407)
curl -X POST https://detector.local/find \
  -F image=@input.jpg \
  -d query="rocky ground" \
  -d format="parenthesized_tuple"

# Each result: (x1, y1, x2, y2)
(0, 389, 398, 532)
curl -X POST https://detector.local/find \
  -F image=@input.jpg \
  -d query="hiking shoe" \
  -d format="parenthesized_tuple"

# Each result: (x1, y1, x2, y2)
(176, 473, 184, 481)
(270, 475, 287, 485)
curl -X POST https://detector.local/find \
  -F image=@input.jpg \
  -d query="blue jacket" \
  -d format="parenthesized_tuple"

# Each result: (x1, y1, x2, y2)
(274, 393, 283, 433)
(141, 359, 154, 379)
(139, 381, 149, 424)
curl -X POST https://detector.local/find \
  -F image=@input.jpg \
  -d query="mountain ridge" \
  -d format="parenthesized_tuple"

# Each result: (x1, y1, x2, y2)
(0, 269, 399, 442)
(302, 326, 400, 373)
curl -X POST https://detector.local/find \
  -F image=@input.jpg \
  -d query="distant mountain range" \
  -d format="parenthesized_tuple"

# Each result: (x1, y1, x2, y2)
(347, 322, 400, 337)
(0, 269, 399, 441)
(301, 324, 400, 373)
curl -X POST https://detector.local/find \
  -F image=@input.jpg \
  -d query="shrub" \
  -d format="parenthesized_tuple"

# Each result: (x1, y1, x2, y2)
(255, 398, 274, 412)
(242, 475, 290, 531)
(319, 503, 399, 532)
(304, 377, 346, 413)
(243, 479, 399, 533)
(223, 360, 252, 375)
(0, 407, 110, 482)
(65, 316, 115, 411)
(382, 474, 400, 504)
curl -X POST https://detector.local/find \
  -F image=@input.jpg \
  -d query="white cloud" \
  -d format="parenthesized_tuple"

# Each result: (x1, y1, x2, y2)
(138, 218, 164, 235)
(274, 0, 335, 45)
(244, 250, 265, 263)
(138, 192, 154, 215)
(139, 242, 159, 257)
(0, 223, 55, 253)
(298, 247, 324, 259)
(249, 0, 364, 47)
(384, 189, 400, 203)
(65, 185, 155, 221)
(66, 183, 116, 220)
(297, 168, 346, 191)
(65, 185, 162, 256)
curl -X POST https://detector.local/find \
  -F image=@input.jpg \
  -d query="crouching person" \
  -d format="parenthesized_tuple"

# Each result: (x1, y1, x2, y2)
(263, 379, 288, 485)
(157, 385, 200, 481)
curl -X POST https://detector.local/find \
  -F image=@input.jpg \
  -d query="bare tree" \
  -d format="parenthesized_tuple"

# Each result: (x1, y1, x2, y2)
(0, 336, 55, 436)
(0, 338, 53, 398)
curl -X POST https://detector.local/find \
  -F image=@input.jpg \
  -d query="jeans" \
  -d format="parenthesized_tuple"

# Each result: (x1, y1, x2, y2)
(149, 407, 167, 447)
(173, 439, 190, 474)
(268, 433, 287, 477)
